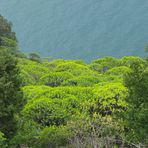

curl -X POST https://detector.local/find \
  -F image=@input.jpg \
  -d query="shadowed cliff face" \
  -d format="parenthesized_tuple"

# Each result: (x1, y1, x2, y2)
(0, 0, 147, 61)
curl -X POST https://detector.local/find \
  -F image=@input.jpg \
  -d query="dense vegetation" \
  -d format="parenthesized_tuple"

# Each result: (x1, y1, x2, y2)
(0, 15, 148, 148)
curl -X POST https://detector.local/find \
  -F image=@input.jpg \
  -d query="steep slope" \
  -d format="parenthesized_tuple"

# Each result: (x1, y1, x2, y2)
(0, 0, 147, 61)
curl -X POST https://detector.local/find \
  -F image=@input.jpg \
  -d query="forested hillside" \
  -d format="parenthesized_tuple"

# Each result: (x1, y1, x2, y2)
(0, 0, 147, 61)
(0, 15, 148, 148)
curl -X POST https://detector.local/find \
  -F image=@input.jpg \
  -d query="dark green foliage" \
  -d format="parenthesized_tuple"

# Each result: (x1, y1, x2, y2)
(0, 49, 23, 138)
(11, 120, 41, 147)
(0, 15, 24, 57)
(123, 60, 148, 144)
(39, 125, 71, 148)
(0, 15, 16, 41)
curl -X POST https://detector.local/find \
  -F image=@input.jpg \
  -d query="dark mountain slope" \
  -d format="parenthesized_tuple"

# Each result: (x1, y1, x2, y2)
(0, 0, 148, 61)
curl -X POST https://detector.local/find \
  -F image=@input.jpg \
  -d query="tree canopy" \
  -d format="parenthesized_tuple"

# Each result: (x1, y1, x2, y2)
(0, 15, 147, 148)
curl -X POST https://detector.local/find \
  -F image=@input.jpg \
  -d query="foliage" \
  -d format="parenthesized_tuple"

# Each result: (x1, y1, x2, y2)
(120, 56, 146, 67)
(18, 58, 50, 85)
(40, 72, 73, 86)
(0, 15, 24, 57)
(10, 120, 41, 147)
(22, 97, 79, 127)
(87, 83, 128, 116)
(8, 55, 147, 147)
(39, 125, 72, 148)
(0, 49, 23, 138)
(0, 15, 16, 40)
(67, 115, 125, 148)
(0, 22, 146, 146)
(0, 132, 7, 148)
(2, 14, 148, 148)
(55, 62, 97, 76)
(89, 56, 120, 73)
(105, 66, 131, 76)
(62, 75, 100, 86)
(123, 60, 148, 145)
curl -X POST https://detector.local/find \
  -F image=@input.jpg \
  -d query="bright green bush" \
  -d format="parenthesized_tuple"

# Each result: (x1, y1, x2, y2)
(120, 56, 146, 67)
(3, 14, 148, 148)
(89, 57, 120, 73)
(19, 69, 35, 85)
(0, 132, 7, 148)
(62, 75, 100, 86)
(55, 62, 96, 76)
(90, 83, 128, 116)
(42, 59, 65, 71)
(43, 59, 85, 71)
(23, 85, 91, 98)
(40, 72, 73, 86)
(105, 66, 131, 76)
(22, 96, 80, 127)
(18, 58, 50, 85)
(90, 74, 122, 85)
(6, 55, 148, 147)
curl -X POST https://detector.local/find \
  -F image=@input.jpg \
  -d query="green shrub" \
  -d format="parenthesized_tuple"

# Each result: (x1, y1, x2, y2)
(39, 126, 72, 148)
(123, 60, 148, 144)
(22, 85, 94, 102)
(18, 58, 50, 85)
(55, 62, 96, 76)
(90, 57, 120, 73)
(40, 72, 73, 86)
(22, 97, 80, 127)
(62, 75, 100, 86)
(11, 120, 41, 147)
(105, 66, 131, 76)
(0, 132, 7, 148)
(90, 83, 128, 116)
(120, 56, 146, 67)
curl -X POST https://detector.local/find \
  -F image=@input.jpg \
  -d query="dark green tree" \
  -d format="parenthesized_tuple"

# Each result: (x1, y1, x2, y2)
(0, 15, 24, 57)
(123, 60, 148, 145)
(0, 48, 23, 138)
(0, 49, 23, 138)
(0, 15, 16, 40)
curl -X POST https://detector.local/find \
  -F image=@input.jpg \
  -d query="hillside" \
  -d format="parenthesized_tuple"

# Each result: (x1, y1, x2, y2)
(0, 7, 148, 148)
(4, 55, 148, 147)
(0, 0, 148, 61)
